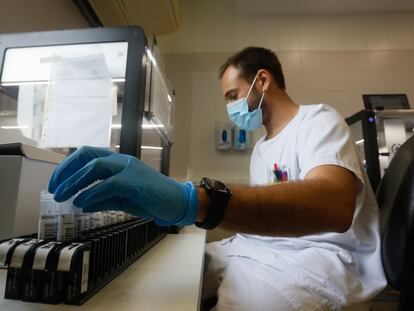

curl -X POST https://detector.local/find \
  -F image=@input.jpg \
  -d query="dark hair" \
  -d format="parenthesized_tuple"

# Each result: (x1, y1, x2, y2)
(218, 47, 286, 90)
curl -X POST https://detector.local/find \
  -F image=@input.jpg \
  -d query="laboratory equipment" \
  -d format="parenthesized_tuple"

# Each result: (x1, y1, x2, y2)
(363, 94, 411, 110)
(38, 190, 59, 240)
(346, 109, 414, 190)
(0, 26, 177, 305)
(38, 190, 132, 241)
(0, 26, 177, 229)
(0, 26, 174, 174)
(1, 217, 165, 305)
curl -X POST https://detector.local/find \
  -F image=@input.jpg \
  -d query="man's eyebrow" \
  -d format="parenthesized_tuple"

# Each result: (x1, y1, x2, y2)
(224, 88, 238, 99)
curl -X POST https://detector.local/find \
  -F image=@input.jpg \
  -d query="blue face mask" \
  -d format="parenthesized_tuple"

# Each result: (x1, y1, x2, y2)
(226, 75, 265, 131)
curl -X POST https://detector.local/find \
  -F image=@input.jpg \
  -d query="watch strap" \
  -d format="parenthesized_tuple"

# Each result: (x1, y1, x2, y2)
(195, 178, 231, 230)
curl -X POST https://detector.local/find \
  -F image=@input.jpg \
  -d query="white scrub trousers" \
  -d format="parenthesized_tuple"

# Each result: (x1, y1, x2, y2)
(202, 241, 330, 311)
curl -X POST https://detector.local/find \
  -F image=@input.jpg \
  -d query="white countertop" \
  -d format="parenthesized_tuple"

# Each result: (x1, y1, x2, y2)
(0, 226, 207, 311)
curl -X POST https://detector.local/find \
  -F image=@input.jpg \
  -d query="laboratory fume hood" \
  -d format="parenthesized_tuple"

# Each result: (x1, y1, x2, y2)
(0, 26, 175, 174)
(0, 26, 176, 238)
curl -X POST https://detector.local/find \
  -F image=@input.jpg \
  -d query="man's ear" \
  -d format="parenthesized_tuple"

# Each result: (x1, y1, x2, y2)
(256, 69, 271, 92)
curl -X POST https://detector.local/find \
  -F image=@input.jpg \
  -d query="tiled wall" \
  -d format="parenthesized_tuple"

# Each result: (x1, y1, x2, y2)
(158, 0, 414, 182)
(161, 9, 414, 53)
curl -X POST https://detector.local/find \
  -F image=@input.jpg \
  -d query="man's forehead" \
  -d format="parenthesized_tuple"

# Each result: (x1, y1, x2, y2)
(221, 66, 249, 99)
(222, 65, 242, 82)
(221, 66, 249, 93)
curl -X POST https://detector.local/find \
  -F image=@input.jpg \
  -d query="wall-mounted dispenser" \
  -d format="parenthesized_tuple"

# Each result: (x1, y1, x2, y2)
(215, 122, 232, 150)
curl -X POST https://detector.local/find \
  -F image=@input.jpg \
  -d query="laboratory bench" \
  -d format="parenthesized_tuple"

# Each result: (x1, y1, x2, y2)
(0, 226, 206, 311)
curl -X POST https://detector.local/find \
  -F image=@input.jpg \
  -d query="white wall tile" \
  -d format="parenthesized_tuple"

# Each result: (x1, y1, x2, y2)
(318, 15, 344, 33)
(386, 12, 413, 33)
(342, 71, 373, 91)
(235, 34, 260, 50)
(319, 32, 344, 51)
(298, 16, 320, 34)
(235, 15, 257, 35)
(364, 13, 388, 33)
(277, 32, 300, 51)
(368, 71, 397, 92)
(300, 32, 321, 51)
(157, 33, 194, 53)
(284, 70, 303, 90)
(302, 70, 346, 91)
(194, 15, 235, 35)
(274, 16, 299, 33)
(193, 34, 235, 53)
(366, 32, 389, 50)
(342, 32, 367, 51)
(367, 50, 391, 71)
(388, 30, 414, 50)
(390, 70, 414, 91)
(389, 51, 414, 70)
(317, 91, 363, 117)
(301, 51, 343, 71)
(255, 16, 277, 34)
(339, 14, 366, 33)
(341, 51, 369, 71)
(255, 34, 278, 51)
(277, 51, 302, 71)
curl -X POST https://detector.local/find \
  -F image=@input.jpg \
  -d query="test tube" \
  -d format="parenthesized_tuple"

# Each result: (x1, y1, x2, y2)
(109, 211, 117, 225)
(91, 212, 105, 228)
(103, 212, 110, 226)
(56, 198, 75, 241)
(114, 211, 123, 223)
(74, 207, 84, 237)
(82, 213, 91, 231)
(38, 190, 58, 240)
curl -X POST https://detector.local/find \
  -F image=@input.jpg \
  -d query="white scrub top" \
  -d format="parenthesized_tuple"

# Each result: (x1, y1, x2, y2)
(226, 104, 386, 308)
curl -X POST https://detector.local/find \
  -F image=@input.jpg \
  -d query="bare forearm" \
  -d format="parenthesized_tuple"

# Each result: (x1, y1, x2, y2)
(196, 179, 355, 237)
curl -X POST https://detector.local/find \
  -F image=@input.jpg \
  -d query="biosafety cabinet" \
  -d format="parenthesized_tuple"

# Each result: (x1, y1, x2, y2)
(346, 109, 414, 191)
(0, 27, 175, 237)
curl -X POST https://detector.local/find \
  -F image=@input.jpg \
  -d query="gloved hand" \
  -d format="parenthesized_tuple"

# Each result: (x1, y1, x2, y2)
(48, 146, 199, 226)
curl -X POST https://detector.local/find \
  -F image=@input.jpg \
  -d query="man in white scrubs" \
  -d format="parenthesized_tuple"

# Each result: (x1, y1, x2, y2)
(47, 47, 386, 311)
(200, 47, 386, 310)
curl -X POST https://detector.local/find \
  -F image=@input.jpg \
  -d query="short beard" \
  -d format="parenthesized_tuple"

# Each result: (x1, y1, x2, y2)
(248, 87, 264, 112)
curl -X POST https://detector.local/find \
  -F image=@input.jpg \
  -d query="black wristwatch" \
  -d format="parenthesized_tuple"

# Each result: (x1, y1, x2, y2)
(195, 177, 232, 230)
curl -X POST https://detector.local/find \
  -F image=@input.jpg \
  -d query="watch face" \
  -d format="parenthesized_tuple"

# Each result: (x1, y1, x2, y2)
(212, 180, 227, 191)
(201, 177, 212, 188)
(202, 178, 232, 198)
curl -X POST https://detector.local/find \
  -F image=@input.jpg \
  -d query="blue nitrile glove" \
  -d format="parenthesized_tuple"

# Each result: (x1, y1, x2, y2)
(48, 146, 199, 226)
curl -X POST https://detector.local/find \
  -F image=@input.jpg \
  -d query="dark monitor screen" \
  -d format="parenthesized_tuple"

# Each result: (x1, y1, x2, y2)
(363, 94, 410, 110)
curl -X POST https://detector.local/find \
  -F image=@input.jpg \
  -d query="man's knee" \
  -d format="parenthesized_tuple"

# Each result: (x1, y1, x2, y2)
(214, 258, 294, 311)
(214, 257, 326, 311)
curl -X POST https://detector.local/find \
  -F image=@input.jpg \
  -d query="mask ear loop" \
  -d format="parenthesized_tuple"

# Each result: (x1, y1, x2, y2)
(257, 91, 265, 109)
(246, 74, 259, 99)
